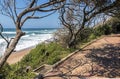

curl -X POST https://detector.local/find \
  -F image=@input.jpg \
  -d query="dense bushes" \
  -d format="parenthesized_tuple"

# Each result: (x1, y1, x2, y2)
(0, 63, 11, 79)
(1, 18, 119, 79)
(94, 24, 112, 36)
(54, 27, 93, 48)
(0, 61, 35, 79)
(108, 18, 120, 33)
(20, 42, 72, 69)
(0, 42, 72, 79)
(78, 23, 116, 47)
(55, 24, 113, 48)
(86, 24, 112, 41)
(77, 28, 93, 43)
(55, 17, 120, 49)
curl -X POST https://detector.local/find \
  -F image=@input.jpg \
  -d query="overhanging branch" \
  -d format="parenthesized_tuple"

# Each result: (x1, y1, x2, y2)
(21, 11, 56, 26)
(0, 24, 10, 48)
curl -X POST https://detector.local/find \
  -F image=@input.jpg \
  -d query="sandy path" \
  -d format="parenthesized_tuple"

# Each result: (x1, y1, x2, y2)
(7, 48, 33, 64)
(45, 34, 120, 79)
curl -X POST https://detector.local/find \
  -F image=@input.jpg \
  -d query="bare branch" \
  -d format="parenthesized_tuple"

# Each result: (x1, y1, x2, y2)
(0, 24, 10, 48)
(28, 0, 36, 8)
(0, 0, 65, 68)
(13, 0, 17, 18)
(87, 0, 118, 21)
(21, 11, 56, 26)
(58, 0, 119, 48)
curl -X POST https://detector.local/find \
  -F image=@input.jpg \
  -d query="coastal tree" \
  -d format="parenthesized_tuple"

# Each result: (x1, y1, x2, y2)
(0, 0, 65, 69)
(106, 1, 120, 18)
(58, 0, 120, 48)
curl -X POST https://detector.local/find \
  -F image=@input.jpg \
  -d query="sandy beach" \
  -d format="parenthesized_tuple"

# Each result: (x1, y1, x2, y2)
(7, 47, 34, 65)
(6, 39, 53, 65)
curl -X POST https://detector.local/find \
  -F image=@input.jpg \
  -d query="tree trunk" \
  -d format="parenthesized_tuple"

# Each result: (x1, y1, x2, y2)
(67, 34, 76, 48)
(0, 31, 24, 69)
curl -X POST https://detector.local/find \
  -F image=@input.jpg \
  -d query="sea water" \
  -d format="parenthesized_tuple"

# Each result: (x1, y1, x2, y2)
(0, 28, 57, 56)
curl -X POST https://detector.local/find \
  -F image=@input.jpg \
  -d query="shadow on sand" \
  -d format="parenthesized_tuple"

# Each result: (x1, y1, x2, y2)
(34, 44, 120, 79)
(86, 44, 120, 78)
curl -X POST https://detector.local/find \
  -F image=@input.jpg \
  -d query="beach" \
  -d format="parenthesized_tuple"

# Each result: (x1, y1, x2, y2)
(0, 28, 56, 64)
(7, 47, 33, 65)
(0, 28, 56, 56)
(6, 38, 54, 65)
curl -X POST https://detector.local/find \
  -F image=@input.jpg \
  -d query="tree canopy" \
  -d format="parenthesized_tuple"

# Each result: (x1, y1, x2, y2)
(0, 0, 65, 69)
(58, 0, 120, 48)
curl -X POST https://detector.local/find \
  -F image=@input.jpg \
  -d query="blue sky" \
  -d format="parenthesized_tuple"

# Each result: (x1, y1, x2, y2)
(0, 13, 60, 28)
(0, 0, 61, 28)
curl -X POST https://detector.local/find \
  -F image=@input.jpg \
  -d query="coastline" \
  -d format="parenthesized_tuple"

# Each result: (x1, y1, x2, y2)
(6, 38, 54, 65)
(7, 46, 34, 65)
(0, 28, 56, 59)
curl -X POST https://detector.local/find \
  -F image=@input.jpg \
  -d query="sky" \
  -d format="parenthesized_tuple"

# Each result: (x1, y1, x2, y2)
(0, 0, 61, 28)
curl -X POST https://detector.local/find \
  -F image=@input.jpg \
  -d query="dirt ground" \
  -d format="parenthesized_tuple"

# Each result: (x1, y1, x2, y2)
(44, 34, 120, 79)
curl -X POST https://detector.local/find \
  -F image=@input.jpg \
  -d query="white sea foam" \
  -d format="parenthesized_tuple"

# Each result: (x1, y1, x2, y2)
(22, 35, 30, 38)
(0, 28, 56, 56)
(3, 32, 16, 34)
(31, 33, 36, 35)
(0, 39, 5, 43)
(15, 34, 53, 51)
(0, 39, 6, 56)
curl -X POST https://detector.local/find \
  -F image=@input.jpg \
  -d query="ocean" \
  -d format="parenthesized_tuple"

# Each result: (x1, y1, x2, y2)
(0, 28, 57, 56)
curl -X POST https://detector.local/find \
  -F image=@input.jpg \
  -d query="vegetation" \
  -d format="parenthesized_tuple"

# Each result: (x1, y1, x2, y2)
(0, 0, 120, 78)
(58, 0, 120, 48)
(0, 63, 35, 79)
(0, 42, 73, 79)
(94, 24, 112, 36)
(0, 18, 119, 78)
(20, 42, 73, 68)
(55, 23, 114, 49)
(0, 0, 65, 69)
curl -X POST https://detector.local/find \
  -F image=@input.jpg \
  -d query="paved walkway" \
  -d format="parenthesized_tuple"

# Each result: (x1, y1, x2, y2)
(44, 34, 120, 79)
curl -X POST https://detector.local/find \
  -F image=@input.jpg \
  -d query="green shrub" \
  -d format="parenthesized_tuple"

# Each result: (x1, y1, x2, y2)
(1, 42, 72, 79)
(2, 62, 35, 79)
(0, 63, 11, 79)
(78, 28, 93, 42)
(94, 24, 112, 36)
(20, 42, 72, 69)
(89, 33, 97, 40)
(1, 19, 116, 79)
(77, 24, 113, 48)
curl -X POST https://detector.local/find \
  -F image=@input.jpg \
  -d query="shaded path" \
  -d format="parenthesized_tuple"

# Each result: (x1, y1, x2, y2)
(44, 34, 120, 79)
